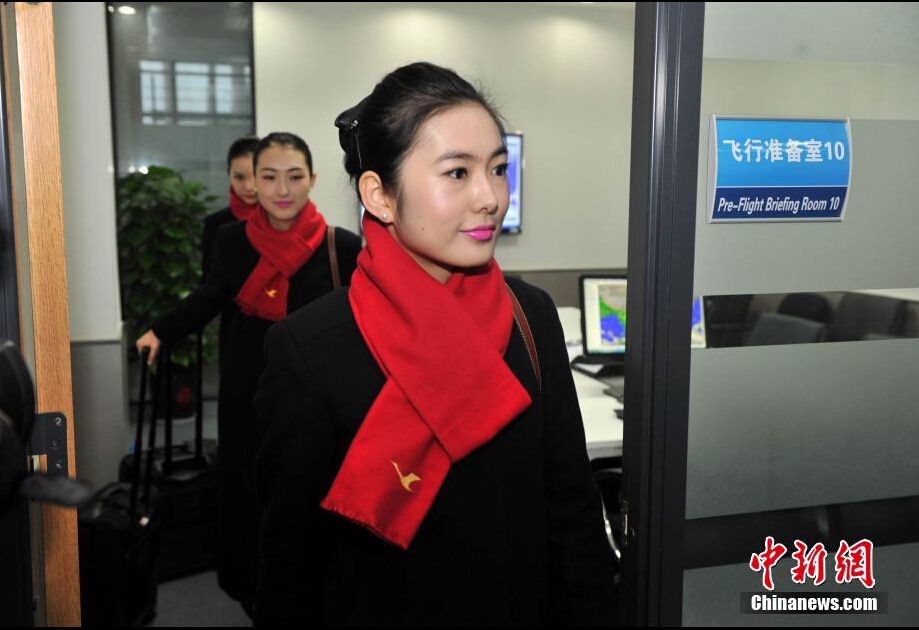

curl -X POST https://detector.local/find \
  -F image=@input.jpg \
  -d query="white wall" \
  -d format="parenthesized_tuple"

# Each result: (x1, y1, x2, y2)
(254, 2, 635, 271)
(54, 2, 133, 489)
(704, 2, 919, 65)
(701, 59, 919, 122)
(54, 1, 122, 343)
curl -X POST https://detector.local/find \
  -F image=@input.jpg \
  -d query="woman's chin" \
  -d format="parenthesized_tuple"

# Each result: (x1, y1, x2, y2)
(447, 253, 495, 274)
(266, 208, 301, 223)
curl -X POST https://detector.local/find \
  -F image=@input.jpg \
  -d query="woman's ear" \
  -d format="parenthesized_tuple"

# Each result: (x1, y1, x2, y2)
(359, 171, 396, 224)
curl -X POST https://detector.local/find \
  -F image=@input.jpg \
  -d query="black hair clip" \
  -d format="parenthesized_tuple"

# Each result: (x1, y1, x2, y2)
(333, 109, 360, 132)
(335, 97, 369, 169)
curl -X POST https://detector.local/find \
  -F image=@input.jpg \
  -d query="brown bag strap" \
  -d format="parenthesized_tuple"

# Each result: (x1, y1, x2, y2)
(328, 225, 341, 289)
(506, 283, 541, 393)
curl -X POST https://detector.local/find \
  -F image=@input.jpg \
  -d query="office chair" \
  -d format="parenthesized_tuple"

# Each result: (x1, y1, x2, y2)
(826, 293, 906, 342)
(591, 457, 623, 567)
(745, 312, 827, 346)
(777, 293, 832, 324)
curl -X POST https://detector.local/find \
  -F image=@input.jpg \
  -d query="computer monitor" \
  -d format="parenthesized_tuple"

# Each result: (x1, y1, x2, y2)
(578, 275, 707, 361)
(691, 293, 707, 349)
(580, 275, 628, 359)
(502, 132, 523, 234)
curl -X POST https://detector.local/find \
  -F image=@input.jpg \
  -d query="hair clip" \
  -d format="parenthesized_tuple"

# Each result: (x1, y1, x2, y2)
(335, 98, 369, 169)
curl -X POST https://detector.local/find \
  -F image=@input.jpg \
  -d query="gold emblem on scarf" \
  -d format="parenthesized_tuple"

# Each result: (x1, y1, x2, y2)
(391, 461, 420, 493)
(266, 289, 277, 298)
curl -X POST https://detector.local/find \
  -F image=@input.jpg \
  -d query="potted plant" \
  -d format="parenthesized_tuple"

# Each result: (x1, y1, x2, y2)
(117, 166, 218, 418)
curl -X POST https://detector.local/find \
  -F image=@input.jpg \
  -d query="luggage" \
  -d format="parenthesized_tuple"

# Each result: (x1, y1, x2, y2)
(78, 348, 163, 627)
(117, 335, 219, 581)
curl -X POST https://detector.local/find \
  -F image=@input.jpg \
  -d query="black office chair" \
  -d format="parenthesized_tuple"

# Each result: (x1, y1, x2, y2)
(826, 293, 906, 342)
(591, 457, 624, 568)
(777, 293, 832, 324)
(745, 313, 826, 346)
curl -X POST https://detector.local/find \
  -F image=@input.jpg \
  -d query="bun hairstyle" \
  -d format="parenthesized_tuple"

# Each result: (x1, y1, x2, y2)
(253, 132, 314, 173)
(334, 61, 505, 206)
(226, 135, 260, 173)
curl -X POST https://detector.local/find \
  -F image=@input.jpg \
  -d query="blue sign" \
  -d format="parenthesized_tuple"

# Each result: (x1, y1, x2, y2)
(708, 117, 852, 222)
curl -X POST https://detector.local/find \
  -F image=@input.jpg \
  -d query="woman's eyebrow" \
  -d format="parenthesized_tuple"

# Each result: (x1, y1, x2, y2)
(258, 166, 306, 172)
(436, 146, 509, 163)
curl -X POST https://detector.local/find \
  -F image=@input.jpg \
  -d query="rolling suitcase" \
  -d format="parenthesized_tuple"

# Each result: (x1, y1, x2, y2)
(78, 348, 163, 626)
(118, 335, 219, 581)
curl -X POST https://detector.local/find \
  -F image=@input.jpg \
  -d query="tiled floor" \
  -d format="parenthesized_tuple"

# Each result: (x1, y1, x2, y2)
(146, 571, 251, 627)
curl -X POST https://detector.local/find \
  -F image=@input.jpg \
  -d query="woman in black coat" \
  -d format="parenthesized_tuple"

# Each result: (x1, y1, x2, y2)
(199, 135, 259, 370)
(136, 132, 362, 614)
(201, 135, 260, 280)
(254, 63, 615, 626)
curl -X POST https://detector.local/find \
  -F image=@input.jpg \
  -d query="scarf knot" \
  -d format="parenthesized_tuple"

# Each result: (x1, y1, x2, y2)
(320, 215, 532, 549)
(234, 201, 327, 321)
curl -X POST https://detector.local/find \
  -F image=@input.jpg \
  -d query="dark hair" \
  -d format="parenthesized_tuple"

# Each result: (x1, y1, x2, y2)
(253, 132, 314, 174)
(226, 135, 259, 173)
(335, 62, 505, 204)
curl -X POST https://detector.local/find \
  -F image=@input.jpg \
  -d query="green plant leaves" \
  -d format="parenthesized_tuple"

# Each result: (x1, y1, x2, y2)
(116, 165, 219, 367)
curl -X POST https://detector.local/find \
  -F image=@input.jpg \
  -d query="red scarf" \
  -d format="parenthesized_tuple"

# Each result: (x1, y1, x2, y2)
(320, 215, 532, 549)
(228, 187, 259, 221)
(234, 201, 327, 321)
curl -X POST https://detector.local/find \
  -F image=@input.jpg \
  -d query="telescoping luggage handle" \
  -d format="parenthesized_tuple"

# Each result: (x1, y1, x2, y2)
(153, 340, 208, 478)
(129, 347, 161, 518)
(195, 331, 204, 461)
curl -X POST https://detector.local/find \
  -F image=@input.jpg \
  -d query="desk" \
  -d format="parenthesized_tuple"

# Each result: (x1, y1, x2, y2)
(557, 307, 624, 460)
(854, 288, 919, 302)
(573, 368, 624, 460)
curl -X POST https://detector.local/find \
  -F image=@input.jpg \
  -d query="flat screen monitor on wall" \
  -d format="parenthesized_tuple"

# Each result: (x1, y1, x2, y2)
(502, 132, 523, 234)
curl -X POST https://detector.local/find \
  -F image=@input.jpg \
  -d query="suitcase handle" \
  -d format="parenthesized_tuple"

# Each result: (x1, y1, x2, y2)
(163, 336, 207, 473)
(129, 347, 164, 518)
(164, 333, 207, 473)
(163, 344, 172, 475)
(195, 330, 203, 461)
(129, 348, 149, 517)
(134, 337, 209, 496)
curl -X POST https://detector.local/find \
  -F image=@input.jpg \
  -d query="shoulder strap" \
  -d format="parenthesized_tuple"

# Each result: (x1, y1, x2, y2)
(327, 225, 341, 289)
(505, 283, 541, 393)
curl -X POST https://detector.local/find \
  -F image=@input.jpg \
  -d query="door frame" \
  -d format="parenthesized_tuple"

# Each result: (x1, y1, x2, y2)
(620, 3, 705, 626)
(5, 3, 82, 626)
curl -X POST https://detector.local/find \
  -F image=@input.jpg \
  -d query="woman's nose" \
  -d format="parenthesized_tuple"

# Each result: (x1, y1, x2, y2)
(476, 175, 499, 213)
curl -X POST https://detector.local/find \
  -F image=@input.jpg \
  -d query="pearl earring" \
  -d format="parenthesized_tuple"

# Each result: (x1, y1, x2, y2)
(382, 213, 389, 220)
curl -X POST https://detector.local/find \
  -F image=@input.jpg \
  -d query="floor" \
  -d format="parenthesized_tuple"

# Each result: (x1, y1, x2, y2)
(145, 571, 251, 627)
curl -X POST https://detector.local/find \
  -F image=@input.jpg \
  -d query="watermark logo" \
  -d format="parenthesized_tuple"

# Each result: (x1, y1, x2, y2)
(750, 537, 874, 591)
(743, 537, 884, 615)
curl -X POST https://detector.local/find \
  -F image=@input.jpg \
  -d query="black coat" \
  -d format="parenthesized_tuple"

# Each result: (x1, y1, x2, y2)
(153, 221, 362, 608)
(254, 276, 617, 626)
(201, 207, 237, 280)
(200, 207, 238, 354)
